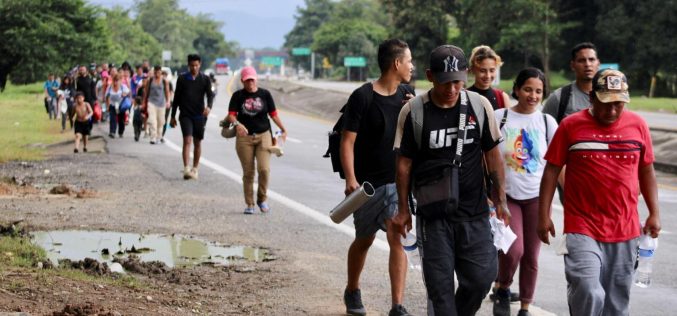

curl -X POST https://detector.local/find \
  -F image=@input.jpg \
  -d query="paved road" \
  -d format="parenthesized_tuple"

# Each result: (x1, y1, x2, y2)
(102, 74, 677, 315)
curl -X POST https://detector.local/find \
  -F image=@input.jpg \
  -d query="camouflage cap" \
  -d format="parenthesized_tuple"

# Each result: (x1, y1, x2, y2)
(592, 69, 630, 103)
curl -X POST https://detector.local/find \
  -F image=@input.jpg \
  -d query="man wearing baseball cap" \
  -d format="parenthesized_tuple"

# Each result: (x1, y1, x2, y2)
(538, 69, 661, 316)
(392, 45, 508, 315)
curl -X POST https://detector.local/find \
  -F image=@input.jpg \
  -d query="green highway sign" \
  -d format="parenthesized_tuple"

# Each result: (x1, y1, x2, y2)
(292, 47, 311, 56)
(261, 56, 284, 66)
(344, 56, 366, 67)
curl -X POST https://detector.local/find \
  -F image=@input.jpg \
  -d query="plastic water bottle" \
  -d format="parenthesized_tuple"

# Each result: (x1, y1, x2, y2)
(401, 232, 422, 271)
(635, 234, 658, 288)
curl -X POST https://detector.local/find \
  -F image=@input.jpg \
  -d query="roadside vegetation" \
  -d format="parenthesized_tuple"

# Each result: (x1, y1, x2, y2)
(0, 83, 71, 162)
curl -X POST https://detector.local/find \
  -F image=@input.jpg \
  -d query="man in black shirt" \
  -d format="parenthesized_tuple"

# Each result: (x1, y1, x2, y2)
(340, 39, 415, 316)
(170, 54, 214, 180)
(393, 45, 510, 315)
(75, 66, 96, 109)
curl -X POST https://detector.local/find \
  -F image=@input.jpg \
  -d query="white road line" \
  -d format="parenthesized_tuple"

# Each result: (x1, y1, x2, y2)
(163, 139, 388, 251)
(285, 137, 302, 144)
(209, 113, 218, 119)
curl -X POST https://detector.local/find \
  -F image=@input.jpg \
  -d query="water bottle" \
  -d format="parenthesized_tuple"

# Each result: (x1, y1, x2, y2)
(635, 233, 658, 288)
(401, 232, 421, 271)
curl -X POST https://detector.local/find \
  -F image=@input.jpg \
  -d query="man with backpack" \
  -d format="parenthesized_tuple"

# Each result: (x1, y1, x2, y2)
(543, 42, 600, 123)
(339, 38, 414, 316)
(142, 66, 171, 144)
(392, 45, 510, 315)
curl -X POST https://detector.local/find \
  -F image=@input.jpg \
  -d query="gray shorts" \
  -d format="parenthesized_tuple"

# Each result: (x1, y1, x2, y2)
(352, 183, 398, 239)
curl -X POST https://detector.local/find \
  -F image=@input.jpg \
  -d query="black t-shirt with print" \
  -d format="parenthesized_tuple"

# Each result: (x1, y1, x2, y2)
(468, 85, 500, 110)
(398, 93, 500, 221)
(228, 88, 276, 134)
(343, 88, 407, 188)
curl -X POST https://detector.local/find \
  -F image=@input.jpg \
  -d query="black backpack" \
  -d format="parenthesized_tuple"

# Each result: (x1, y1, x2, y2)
(323, 82, 414, 179)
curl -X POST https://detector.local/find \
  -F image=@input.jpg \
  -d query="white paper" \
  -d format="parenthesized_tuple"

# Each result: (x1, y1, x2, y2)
(491, 218, 517, 253)
(555, 234, 568, 255)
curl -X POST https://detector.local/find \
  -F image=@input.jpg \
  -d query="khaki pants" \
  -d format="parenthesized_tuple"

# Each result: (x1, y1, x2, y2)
(147, 103, 166, 140)
(236, 131, 272, 206)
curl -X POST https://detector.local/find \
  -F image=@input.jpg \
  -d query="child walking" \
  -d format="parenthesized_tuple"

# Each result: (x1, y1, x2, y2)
(73, 92, 93, 153)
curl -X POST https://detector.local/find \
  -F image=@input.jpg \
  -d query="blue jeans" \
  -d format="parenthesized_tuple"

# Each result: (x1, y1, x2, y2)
(109, 105, 126, 136)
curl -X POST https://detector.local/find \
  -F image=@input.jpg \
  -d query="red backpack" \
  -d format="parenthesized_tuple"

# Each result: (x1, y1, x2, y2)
(492, 88, 507, 109)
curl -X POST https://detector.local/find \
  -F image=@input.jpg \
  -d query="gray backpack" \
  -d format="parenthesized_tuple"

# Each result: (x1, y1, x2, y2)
(409, 90, 487, 149)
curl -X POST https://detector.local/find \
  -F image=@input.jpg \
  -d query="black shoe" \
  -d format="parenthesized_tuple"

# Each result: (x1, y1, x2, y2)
(344, 289, 366, 316)
(73, 148, 78, 153)
(490, 287, 520, 302)
(83, 147, 87, 153)
(493, 288, 511, 316)
(517, 309, 532, 316)
(118, 134, 123, 138)
(134, 136, 139, 142)
(388, 304, 412, 316)
(108, 133, 115, 138)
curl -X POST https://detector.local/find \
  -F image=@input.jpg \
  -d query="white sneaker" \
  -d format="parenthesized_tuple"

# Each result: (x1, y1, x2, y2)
(183, 166, 191, 180)
(189, 167, 199, 180)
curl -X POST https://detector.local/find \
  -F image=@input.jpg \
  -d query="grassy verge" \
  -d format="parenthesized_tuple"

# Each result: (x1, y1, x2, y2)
(0, 82, 71, 162)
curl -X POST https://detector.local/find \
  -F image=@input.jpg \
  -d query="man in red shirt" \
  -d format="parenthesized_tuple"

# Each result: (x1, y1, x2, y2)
(537, 69, 661, 316)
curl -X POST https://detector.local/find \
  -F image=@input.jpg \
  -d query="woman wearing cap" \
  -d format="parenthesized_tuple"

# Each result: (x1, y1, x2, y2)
(492, 68, 558, 316)
(224, 66, 287, 214)
(468, 45, 512, 110)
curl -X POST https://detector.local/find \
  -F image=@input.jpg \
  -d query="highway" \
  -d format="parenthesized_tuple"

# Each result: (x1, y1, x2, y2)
(111, 74, 677, 315)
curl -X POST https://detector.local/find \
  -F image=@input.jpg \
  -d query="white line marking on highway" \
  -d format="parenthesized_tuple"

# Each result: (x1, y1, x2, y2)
(164, 139, 388, 251)
(209, 113, 218, 119)
(285, 137, 302, 143)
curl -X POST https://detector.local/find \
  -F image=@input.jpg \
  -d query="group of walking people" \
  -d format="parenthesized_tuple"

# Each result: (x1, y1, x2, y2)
(338, 39, 661, 316)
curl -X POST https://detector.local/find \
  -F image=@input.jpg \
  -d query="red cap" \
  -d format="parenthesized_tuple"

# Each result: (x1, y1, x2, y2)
(240, 66, 257, 82)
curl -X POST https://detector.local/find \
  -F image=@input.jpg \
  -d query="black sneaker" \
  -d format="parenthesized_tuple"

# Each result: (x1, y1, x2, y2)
(83, 147, 87, 153)
(493, 288, 511, 316)
(344, 289, 366, 316)
(490, 287, 520, 302)
(517, 309, 532, 316)
(73, 148, 78, 153)
(389, 304, 412, 316)
(108, 133, 115, 139)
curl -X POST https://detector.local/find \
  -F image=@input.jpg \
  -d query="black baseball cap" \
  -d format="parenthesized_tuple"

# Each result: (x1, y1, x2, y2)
(429, 45, 468, 83)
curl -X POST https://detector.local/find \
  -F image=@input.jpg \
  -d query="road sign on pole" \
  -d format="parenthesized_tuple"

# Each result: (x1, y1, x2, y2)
(292, 47, 311, 56)
(261, 56, 284, 66)
(344, 56, 366, 67)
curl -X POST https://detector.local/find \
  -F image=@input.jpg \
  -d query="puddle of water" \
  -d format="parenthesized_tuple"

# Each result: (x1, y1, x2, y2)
(31, 230, 268, 268)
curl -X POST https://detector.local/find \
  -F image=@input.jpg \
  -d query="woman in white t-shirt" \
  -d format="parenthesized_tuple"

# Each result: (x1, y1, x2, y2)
(492, 68, 557, 316)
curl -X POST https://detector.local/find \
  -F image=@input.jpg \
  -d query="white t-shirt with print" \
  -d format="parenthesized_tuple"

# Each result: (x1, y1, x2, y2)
(494, 108, 558, 200)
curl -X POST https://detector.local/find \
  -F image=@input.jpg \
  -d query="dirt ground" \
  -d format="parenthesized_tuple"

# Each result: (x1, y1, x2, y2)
(0, 137, 317, 315)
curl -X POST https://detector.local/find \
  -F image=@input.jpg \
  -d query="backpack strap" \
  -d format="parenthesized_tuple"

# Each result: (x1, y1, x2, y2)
(466, 90, 485, 138)
(493, 88, 505, 109)
(556, 84, 572, 123)
(410, 94, 425, 150)
(499, 108, 508, 130)
(543, 113, 550, 144)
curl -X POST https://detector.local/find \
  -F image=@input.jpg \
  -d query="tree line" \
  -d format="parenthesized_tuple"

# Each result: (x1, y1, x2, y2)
(0, 0, 237, 91)
(284, 0, 677, 97)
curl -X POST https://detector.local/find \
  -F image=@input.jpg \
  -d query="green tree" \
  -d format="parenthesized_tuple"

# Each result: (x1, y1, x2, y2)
(135, 0, 197, 66)
(191, 13, 235, 68)
(101, 6, 162, 65)
(284, 0, 335, 72)
(594, 0, 677, 97)
(311, 0, 388, 78)
(0, 0, 107, 89)
(381, 0, 455, 78)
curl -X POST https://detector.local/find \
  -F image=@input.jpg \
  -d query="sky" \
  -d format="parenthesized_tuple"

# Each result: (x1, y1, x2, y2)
(87, 0, 306, 49)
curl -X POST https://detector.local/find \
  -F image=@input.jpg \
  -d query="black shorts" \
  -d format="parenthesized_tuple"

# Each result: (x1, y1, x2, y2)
(74, 120, 91, 136)
(179, 115, 207, 140)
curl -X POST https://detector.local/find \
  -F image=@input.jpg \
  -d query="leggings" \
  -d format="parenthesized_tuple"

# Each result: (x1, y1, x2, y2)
(497, 196, 541, 304)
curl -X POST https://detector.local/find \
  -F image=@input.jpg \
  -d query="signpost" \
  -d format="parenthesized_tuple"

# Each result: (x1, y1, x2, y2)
(292, 47, 311, 56)
(600, 63, 620, 70)
(344, 56, 367, 81)
(261, 56, 284, 66)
